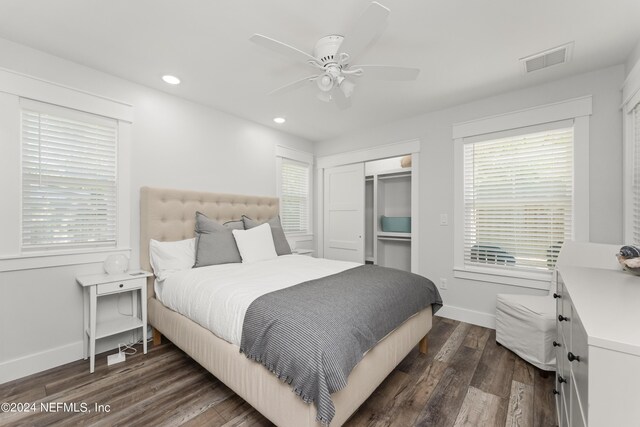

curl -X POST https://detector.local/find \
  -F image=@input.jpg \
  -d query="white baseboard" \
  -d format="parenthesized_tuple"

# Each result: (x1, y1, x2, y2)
(0, 332, 135, 384)
(436, 304, 496, 329)
(0, 341, 83, 384)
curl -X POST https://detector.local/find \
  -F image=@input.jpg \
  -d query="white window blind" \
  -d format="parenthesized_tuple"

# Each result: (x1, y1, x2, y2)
(280, 158, 310, 234)
(633, 104, 640, 244)
(463, 126, 573, 271)
(21, 103, 118, 250)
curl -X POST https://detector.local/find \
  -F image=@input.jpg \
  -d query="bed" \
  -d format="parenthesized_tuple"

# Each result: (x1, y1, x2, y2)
(140, 186, 437, 426)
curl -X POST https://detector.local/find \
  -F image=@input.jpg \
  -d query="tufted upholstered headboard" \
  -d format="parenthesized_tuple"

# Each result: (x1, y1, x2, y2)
(140, 186, 280, 299)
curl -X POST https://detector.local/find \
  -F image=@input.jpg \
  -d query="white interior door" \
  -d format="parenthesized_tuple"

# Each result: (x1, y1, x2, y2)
(323, 163, 365, 262)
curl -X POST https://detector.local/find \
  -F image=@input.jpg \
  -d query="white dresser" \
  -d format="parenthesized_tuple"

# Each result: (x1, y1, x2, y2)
(554, 241, 640, 426)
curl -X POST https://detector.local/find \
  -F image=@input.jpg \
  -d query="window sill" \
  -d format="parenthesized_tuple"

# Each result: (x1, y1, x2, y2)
(453, 266, 552, 290)
(0, 247, 132, 273)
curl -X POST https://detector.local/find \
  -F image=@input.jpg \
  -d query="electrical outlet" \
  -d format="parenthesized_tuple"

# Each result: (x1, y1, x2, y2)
(107, 351, 126, 366)
(439, 214, 448, 226)
(439, 278, 448, 289)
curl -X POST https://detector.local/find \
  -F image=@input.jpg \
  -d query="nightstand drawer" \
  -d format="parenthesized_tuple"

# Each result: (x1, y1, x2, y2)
(97, 277, 144, 295)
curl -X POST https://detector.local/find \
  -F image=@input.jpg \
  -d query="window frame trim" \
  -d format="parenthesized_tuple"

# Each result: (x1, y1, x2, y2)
(453, 96, 592, 286)
(275, 145, 314, 237)
(0, 68, 132, 271)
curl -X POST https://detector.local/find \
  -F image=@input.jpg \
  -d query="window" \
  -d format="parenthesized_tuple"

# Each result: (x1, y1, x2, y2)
(623, 60, 640, 244)
(279, 158, 310, 234)
(463, 126, 573, 272)
(21, 101, 118, 250)
(453, 96, 591, 287)
(631, 104, 640, 243)
(276, 146, 313, 235)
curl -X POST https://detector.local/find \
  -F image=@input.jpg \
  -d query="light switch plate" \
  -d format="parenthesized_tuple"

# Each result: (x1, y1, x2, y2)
(439, 214, 448, 226)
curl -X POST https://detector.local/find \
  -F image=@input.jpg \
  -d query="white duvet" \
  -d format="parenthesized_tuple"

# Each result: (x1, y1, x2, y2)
(156, 255, 360, 346)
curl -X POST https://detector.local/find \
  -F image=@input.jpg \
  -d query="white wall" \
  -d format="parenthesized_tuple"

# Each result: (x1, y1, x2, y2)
(0, 38, 313, 383)
(626, 38, 640, 76)
(316, 65, 625, 327)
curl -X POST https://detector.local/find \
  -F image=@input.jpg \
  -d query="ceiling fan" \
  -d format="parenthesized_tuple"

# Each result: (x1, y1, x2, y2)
(250, 1, 420, 109)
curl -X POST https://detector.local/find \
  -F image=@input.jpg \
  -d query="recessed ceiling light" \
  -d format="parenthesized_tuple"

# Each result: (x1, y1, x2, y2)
(162, 75, 181, 85)
(273, 117, 286, 124)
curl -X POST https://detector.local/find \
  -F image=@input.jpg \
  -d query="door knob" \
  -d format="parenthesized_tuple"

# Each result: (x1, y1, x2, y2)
(567, 352, 580, 362)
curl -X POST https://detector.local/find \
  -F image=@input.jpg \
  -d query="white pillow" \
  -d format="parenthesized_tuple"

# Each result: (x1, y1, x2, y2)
(232, 223, 278, 263)
(149, 238, 195, 281)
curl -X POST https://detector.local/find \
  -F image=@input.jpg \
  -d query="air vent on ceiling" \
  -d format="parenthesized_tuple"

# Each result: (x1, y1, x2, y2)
(521, 42, 574, 73)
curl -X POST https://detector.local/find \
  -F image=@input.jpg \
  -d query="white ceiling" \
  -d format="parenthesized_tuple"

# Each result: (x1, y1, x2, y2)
(0, 0, 639, 142)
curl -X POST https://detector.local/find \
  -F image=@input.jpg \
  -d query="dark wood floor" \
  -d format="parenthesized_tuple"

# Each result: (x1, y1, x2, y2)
(0, 316, 556, 426)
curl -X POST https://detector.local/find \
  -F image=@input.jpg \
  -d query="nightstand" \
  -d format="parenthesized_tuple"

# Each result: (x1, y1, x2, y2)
(76, 271, 152, 373)
(293, 248, 314, 256)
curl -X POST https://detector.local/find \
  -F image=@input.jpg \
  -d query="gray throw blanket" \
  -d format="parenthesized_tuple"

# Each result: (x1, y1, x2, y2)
(239, 265, 442, 425)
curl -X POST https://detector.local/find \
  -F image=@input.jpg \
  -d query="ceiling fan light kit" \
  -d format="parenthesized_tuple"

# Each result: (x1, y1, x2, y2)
(250, 1, 420, 109)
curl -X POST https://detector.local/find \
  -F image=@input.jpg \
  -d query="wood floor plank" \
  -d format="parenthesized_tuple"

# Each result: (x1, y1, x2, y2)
(382, 360, 449, 427)
(469, 330, 516, 398)
(533, 367, 557, 426)
(220, 406, 271, 427)
(397, 315, 457, 376)
(215, 395, 269, 425)
(180, 406, 227, 427)
(505, 381, 534, 427)
(45, 343, 176, 396)
(0, 320, 557, 427)
(462, 325, 491, 351)
(452, 386, 507, 427)
(344, 369, 409, 426)
(512, 357, 536, 386)
(434, 322, 471, 363)
(414, 345, 484, 426)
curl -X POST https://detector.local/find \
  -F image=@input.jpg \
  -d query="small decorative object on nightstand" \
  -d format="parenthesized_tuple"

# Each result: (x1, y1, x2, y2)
(76, 270, 152, 373)
(293, 248, 314, 257)
(103, 253, 129, 275)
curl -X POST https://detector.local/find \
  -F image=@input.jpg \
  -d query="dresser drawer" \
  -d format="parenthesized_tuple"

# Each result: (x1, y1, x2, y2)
(556, 275, 572, 342)
(569, 308, 589, 423)
(97, 277, 144, 295)
(570, 377, 587, 427)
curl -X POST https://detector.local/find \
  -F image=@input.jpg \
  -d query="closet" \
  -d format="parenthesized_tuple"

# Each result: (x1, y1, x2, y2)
(322, 151, 417, 273)
(365, 156, 412, 271)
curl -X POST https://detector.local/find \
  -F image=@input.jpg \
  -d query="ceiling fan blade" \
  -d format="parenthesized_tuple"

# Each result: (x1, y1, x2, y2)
(336, 2, 390, 64)
(268, 75, 318, 96)
(332, 86, 352, 110)
(250, 34, 320, 67)
(354, 65, 420, 81)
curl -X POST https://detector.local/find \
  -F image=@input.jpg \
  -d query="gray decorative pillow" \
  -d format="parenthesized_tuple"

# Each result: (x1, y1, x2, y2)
(193, 212, 244, 267)
(242, 215, 292, 256)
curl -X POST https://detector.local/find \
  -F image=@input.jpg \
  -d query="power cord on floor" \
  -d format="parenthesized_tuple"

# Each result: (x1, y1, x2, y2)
(118, 342, 138, 356)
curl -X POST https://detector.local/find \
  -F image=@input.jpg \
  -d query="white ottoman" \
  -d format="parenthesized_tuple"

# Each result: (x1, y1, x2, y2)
(495, 293, 556, 371)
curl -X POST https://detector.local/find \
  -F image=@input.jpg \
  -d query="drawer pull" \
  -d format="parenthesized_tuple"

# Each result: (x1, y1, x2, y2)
(553, 293, 561, 299)
(558, 376, 567, 384)
(119, 283, 124, 288)
(553, 341, 561, 347)
(553, 389, 560, 395)
(558, 315, 569, 322)
(567, 352, 581, 362)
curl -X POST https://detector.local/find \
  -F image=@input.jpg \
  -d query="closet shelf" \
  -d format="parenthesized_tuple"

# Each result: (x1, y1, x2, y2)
(377, 170, 411, 180)
(377, 231, 411, 239)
